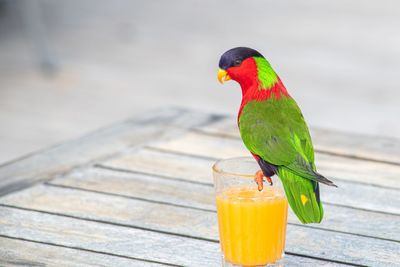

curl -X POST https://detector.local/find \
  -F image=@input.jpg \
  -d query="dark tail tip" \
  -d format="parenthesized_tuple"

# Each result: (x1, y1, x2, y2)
(324, 180, 338, 187)
(315, 172, 338, 187)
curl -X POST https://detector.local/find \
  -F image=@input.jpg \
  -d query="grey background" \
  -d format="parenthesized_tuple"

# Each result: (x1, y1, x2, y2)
(1, 0, 399, 164)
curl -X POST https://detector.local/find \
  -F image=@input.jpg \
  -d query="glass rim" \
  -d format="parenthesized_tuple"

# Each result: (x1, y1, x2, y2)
(212, 156, 257, 179)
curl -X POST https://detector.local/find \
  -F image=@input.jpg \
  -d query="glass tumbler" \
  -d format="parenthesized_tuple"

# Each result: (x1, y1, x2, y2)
(213, 157, 288, 267)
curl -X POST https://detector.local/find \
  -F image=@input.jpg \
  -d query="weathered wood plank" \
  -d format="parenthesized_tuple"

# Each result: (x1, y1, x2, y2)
(98, 148, 400, 215)
(0, 186, 400, 266)
(147, 131, 400, 189)
(0, 206, 344, 267)
(49, 168, 400, 242)
(0, 237, 164, 267)
(0, 206, 219, 267)
(0, 108, 216, 196)
(0, 184, 218, 241)
(99, 148, 214, 184)
(52, 168, 214, 211)
(196, 116, 400, 165)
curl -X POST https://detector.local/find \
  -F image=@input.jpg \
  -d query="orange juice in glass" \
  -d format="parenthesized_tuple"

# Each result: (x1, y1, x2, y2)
(213, 157, 288, 267)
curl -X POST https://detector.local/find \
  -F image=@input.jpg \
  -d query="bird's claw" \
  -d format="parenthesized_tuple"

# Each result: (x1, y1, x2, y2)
(254, 170, 273, 191)
(266, 176, 273, 186)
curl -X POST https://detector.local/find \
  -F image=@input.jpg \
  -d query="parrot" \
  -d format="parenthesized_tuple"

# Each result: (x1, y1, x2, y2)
(217, 47, 337, 224)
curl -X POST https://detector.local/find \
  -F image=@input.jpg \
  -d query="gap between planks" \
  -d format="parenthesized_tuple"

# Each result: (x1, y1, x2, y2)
(95, 163, 214, 187)
(0, 203, 217, 243)
(0, 235, 174, 267)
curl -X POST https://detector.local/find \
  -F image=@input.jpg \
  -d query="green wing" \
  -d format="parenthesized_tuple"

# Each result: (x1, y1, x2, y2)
(239, 98, 317, 177)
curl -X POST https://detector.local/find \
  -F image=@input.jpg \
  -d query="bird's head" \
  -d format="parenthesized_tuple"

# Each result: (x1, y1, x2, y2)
(217, 47, 265, 88)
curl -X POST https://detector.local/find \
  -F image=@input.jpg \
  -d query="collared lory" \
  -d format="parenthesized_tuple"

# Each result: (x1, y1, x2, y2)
(217, 47, 336, 224)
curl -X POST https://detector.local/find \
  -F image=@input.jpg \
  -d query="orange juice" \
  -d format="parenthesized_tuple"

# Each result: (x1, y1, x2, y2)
(216, 186, 288, 266)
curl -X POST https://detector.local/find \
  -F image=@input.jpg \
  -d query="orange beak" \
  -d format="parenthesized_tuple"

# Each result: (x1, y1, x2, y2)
(217, 69, 231, 84)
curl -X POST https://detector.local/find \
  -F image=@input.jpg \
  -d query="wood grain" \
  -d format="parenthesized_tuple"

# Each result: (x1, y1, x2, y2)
(0, 108, 215, 196)
(0, 236, 164, 267)
(0, 184, 218, 241)
(0, 206, 345, 267)
(99, 148, 214, 184)
(52, 167, 214, 211)
(195, 116, 400, 165)
(49, 168, 400, 242)
(0, 186, 400, 264)
(99, 148, 400, 215)
(147, 131, 400, 189)
(0, 186, 400, 266)
(0, 206, 219, 267)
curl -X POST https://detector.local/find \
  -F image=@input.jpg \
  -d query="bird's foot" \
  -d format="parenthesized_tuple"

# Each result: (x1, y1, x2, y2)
(254, 170, 264, 191)
(254, 170, 273, 191)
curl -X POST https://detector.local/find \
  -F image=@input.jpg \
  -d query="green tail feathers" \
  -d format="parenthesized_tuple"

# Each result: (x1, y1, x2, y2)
(278, 168, 324, 224)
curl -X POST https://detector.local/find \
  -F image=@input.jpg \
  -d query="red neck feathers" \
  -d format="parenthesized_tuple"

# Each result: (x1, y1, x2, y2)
(227, 58, 290, 120)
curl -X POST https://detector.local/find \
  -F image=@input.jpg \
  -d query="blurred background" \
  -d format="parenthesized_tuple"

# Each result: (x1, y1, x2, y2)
(1, 0, 399, 164)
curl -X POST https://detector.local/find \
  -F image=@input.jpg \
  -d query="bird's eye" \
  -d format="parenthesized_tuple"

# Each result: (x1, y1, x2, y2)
(233, 59, 242, 67)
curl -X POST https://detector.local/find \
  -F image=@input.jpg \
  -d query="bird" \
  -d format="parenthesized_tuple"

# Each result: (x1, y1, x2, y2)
(217, 47, 337, 224)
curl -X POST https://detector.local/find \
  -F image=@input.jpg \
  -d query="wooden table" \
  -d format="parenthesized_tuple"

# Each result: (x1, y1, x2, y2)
(0, 108, 399, 267)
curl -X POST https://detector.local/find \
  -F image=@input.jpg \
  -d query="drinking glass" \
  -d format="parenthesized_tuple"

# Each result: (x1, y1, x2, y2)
(213, 157, 288, 267)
